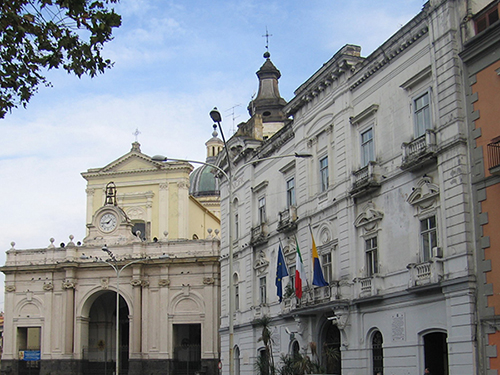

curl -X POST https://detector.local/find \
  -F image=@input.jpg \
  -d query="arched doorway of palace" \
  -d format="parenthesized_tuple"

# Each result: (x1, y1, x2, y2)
(320, 322, 341, 375)
(83, 291, 130, 375)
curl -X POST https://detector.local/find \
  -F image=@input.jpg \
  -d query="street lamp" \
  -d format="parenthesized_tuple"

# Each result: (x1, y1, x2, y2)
(154, 108, 311, 375)
(81, 247, 147, 375)
(208, 107, 312, 375)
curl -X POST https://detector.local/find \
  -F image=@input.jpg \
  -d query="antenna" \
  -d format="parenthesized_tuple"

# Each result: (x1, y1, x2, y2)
(226, 104, 241, 135)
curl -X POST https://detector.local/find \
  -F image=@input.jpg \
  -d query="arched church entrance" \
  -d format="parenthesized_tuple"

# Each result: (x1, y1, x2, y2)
(82, 291, 130, 375)
(320, 323, 341, 375)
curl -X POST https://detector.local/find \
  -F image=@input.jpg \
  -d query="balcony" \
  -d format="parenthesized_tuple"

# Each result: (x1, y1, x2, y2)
(277, 206, 298, 233)
(487, 139, 500, 175)
(250, 223, 268, 246)
(349, 161, 381, 198)
(282, 283, 341, 313)
(400, 129, 437, 171)
(353, 276, 382, 299)
(407, 258, 444, 288)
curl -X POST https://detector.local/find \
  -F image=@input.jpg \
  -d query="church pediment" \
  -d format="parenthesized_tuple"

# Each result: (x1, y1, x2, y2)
(82, 143, 162, 178)
(102, 153, 158, 173)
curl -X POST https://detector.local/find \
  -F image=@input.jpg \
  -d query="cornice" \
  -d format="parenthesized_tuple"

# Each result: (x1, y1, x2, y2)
(82, 164, 193, 178)
(286, 47, 363, 116)
(349, 25, 429, 91)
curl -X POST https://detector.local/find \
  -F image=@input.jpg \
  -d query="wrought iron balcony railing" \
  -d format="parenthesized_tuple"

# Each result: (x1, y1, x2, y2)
(487, 139, 500, 175)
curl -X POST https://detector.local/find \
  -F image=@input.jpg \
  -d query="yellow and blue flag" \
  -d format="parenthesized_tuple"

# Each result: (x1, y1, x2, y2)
(311, 230, 328, 287)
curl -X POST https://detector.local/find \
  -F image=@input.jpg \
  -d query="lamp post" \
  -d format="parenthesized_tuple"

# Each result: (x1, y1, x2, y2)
(153, 108, 311, 375)
(82, 247, 147, 375)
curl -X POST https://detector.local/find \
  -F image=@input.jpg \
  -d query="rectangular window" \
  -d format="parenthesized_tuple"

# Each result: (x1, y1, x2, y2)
(258, 197, 266, 224)
(322, 252, 332, 283)
(420, 216, 437, 261)
(320, 156, 329, 192)
(414, 92, 431, 137)
(259, 276, 267, 304)
(475, 4, 499, 33)
(361, 128, 374, 166)
(365, 237, 378, 276)
(286, 178, 296, 207)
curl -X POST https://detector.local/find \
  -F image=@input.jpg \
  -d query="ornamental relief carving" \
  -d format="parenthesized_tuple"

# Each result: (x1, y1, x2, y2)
(5, 285, 15, 293)
(354, 202, 384, 232)
(62, 281, 76, 289)
(159, 279, 170, 287)
(127, 207, 145, 221)
(254, 250, 269, 273)
(130, 279, 142, 287)
(407, 176, 439, 210)
(203, 277, 215, 285)
(43, 283, 54, 291)
(319, 226, 332, 245)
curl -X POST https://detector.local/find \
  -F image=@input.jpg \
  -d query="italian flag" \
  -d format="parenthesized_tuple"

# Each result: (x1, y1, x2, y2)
(295, 240, 304, 299)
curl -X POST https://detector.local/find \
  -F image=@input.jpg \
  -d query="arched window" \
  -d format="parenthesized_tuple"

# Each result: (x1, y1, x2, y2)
(234, 346, 241, 375)
(372, 330, 383, 375)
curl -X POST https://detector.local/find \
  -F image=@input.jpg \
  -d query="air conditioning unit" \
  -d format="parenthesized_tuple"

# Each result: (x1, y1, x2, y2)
(432, 246, 443, 258)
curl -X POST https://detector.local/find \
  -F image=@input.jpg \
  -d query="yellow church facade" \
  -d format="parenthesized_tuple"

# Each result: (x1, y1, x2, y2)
(1, 138, 222, 375)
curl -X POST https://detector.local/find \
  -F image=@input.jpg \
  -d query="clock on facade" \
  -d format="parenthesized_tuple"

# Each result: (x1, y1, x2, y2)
(99, 212, 118, 233)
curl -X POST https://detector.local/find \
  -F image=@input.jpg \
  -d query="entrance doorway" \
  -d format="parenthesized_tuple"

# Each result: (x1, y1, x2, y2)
(321, 324, 341, 375)
(173, 324, 201, 375)
(17, 327, 41, 375)
(424, 332, 448, 375)
(83, 291, 129, 375)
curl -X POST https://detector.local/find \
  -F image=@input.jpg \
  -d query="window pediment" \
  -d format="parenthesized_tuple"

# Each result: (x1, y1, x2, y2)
(252, 180, 269, 194)
(400, 66, 432, 90)
(254, 250, 269, 273)
(350, 104, 379, 126)
(407, 176, 439, 209)
(354, 202, 383, 232)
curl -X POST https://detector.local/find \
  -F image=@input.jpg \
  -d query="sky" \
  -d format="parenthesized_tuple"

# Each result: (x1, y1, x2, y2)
(0, 0, 427, 310)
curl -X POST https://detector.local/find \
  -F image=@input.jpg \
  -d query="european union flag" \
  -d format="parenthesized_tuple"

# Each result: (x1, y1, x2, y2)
(276, 245, 289, 302)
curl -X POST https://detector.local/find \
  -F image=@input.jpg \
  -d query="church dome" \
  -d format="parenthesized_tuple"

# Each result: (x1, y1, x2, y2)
(189, 127, 223, 197)
(190, 163, 219, 197)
